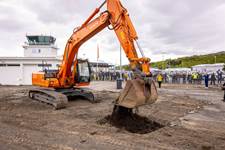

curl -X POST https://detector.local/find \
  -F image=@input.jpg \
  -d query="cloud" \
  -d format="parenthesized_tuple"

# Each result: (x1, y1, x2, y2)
(139, 0, 225, 59)
(0, 3, 38, 32)
(0, 0, 225, 64)
(22, 0, 99, 24)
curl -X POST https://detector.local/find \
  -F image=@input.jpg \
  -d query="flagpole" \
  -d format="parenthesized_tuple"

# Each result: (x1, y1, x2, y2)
(120, 45, 122, 79)
(97, 60, 98, 73)
(97, 44, 99, 73)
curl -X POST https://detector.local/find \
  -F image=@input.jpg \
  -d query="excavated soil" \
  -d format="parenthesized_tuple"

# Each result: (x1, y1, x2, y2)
(98, 107, 164, 134)
(0, 82, 225, 150)
(99, 114, 163, 134)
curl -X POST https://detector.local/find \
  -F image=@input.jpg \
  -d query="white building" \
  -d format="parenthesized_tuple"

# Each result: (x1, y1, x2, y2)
(90, 60, 114, 72)
(192, 63, 224, 73)
(0, 35, 61, 85)
(165, 68, 192, 73)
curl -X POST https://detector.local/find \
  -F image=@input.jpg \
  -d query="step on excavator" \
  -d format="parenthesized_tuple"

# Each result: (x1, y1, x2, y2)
(29, 0, 158, 113)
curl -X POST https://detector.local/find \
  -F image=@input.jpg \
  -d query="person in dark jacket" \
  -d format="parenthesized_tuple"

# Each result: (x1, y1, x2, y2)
(217, 69, 223, 84)
(222, 82, 225, 102)
(204, 73, 209, 88)
(210, 73, 216, 85)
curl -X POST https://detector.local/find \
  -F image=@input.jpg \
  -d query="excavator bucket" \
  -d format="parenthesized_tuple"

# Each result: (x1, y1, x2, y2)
(115, 78, 158, 108)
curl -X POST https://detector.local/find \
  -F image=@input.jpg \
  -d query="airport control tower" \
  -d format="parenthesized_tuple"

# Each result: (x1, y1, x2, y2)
(23, 35, 58, 57)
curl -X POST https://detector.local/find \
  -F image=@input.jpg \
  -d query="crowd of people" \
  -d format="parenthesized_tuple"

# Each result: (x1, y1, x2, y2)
(91, 69, 224, 87)
(91, 70, 134, 81)
(92, 70, 224, 85)
(91, 69, 225, 101)
(153, 69, 224, 86)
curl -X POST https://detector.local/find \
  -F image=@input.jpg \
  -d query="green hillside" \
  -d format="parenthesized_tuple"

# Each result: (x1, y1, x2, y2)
(151, 51, 225, 69)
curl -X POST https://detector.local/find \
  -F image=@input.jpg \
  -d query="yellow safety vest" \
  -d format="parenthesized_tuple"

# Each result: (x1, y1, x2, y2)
(157, 75, 163, 82)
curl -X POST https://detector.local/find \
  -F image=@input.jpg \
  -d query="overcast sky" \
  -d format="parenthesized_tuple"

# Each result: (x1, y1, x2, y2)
(0, 0, 225, 65)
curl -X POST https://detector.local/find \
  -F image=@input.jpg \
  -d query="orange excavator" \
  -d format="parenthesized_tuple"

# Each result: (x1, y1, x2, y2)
(29, 0, 158, 111)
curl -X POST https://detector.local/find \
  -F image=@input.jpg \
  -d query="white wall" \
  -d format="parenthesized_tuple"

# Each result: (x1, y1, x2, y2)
(24, 45, 57, 57)
(23, 64, 41, 85)
(0, 58, 61, 85)
(0, 66, 21, 85)
(192, 64, 224, 73)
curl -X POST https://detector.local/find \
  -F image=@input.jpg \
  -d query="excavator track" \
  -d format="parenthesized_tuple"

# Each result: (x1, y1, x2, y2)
(28, 89, 68, 109)
(55, 88, 96, 103)
(28, 88, 97, 110)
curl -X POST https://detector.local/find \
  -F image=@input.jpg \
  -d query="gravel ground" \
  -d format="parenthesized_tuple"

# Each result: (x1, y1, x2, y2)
(0, 82, 225, 150)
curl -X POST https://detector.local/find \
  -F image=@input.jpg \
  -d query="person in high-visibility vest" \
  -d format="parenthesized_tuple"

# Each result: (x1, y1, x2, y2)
(157, 73, 163, 88)
(192, 72, 198, 84)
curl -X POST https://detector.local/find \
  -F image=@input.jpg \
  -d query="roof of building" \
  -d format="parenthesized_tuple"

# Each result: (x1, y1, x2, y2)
(0, 56, 61, 61)
(89, 62, 114, 67)
(192, 63, 224, 67)
(165, 68, 191, 71)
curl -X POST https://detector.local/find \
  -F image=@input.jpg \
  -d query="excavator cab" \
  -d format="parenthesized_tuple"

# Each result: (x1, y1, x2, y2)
(75, 59, 92, 84)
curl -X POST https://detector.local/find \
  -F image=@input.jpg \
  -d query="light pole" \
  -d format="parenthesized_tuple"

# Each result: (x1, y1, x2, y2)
(120, 45, 122, 79)
(116, 45, 123, 89)
(96, 44, 99, 73)
(162, 51, 166, 69)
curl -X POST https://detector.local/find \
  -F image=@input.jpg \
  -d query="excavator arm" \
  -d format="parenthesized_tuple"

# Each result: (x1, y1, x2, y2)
(31, 0, 158, 109)
(57, 11, 110, 87)
(107, 0, 150, 74)
(58, 0, 151, 88)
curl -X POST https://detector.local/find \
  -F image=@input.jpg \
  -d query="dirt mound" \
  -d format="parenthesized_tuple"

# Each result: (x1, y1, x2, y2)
(98, 106, 164, 134)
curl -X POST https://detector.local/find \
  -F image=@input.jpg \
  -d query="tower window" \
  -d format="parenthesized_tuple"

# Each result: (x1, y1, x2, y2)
(38, 49, 41, 53)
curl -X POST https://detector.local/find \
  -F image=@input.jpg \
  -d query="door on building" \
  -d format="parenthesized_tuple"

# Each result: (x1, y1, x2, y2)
(0, 66, 21, 85)
(23, 64, 41, 85)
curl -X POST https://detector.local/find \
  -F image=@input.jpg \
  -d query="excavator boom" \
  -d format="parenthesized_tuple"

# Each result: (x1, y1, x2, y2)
(30, 0, 158, 109)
